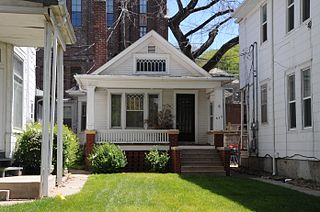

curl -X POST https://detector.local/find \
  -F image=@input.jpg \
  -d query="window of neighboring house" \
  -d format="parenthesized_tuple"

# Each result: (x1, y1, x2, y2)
(287, 0, 295, 32)
(288, 74, 296, 129)
(111, 94, 122, 128)
(71, 67, 81, 88)
(301, 0, 310, 22)
(126, 94, 144, 128)
(106, 0, 114, 27)
(302, 68, 312, 128)
(140, 0, 147, 14)
(139, 26, 147, 37)
(30, 101, 34, 120)
(148, 94, 159, 128)
(81, 102, 87, 131)
(63, 106, 73, 129)
(261, 4, 268, 42)
(13, 55, 24, 129)
(209, 102, 214, 130)
(261, 84, 268, 124)
(72, 0, 82, 27)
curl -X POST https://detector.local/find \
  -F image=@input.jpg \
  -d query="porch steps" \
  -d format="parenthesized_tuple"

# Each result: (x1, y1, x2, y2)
(180, 148, 225, 176)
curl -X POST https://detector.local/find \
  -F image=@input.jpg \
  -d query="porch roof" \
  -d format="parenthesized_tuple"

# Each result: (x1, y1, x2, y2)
(75, 74, 234, 90)
(0, 0, 76, 47)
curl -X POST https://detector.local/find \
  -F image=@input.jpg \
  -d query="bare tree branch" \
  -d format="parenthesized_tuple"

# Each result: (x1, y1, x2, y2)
(176, 0, 183, 11)
(192, 17, 232, 58)
(190, 0, 219, 13)
(185, 9, 233, 37)
(202, 36, 239, 71)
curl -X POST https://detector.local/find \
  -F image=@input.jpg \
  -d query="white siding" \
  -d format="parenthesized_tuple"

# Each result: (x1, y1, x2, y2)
(94, 89, 108, 130)
(100, 37, 203, 77)
(238, 0, 320, 159)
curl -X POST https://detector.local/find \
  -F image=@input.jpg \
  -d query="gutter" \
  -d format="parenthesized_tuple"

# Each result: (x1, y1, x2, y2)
(271, 0, 276, 176)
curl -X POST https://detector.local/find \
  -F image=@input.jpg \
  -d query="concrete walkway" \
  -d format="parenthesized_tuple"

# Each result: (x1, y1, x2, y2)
(253, 177, 320, 197)
(0, 172, 89, 206)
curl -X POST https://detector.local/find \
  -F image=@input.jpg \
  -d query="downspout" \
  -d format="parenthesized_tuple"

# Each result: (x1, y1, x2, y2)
(271, 0, 276, 176)
(254, 42, 258, 156)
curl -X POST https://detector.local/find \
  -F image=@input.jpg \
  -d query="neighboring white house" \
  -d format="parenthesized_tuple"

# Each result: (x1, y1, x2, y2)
(233, 0, 320, 182)
(0, 45, 36, 158)
(74, 31, 233, 148)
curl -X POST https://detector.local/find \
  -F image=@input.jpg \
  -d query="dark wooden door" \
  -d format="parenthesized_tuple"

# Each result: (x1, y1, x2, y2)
(176, 94, 195, 142)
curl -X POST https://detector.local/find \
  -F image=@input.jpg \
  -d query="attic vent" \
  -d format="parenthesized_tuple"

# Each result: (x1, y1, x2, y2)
(136, 59, 166, 72)
(148, 46, 156, 53)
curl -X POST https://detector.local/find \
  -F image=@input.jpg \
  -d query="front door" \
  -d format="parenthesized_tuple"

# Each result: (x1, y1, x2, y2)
(176, 94, 195, 142)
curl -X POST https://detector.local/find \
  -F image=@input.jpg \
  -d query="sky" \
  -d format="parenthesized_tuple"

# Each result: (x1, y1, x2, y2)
(166, 0, 241, 50)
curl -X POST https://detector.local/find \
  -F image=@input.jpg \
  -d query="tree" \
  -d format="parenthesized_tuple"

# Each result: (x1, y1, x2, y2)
(168, 0, 240, 72)
(197, 45, 239, 75)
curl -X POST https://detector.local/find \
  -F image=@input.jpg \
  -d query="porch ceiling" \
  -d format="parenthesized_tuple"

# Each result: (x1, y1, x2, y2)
(0, 13, 45, 47)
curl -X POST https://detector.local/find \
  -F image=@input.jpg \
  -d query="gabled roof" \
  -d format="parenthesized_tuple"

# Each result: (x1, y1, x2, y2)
(92, 30, 211, 77)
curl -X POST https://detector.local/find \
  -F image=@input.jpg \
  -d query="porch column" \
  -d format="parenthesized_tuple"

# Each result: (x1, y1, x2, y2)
(40, 22, 53, 198)
(213, 87, 224, 131)
(56, 45, 64, 186)
(86, 86, 96, 130)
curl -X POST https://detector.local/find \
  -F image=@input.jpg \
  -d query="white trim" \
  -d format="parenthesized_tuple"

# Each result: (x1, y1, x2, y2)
(173, 90, 199, 144)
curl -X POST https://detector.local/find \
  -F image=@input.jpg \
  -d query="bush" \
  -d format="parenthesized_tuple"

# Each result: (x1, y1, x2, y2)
(14, 122, 80, 175)
(88, 143, 127, 173)
(145, 147, 170, 172)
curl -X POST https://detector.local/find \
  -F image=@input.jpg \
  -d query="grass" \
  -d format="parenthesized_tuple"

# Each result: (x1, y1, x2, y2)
(1, 173, 320, 212)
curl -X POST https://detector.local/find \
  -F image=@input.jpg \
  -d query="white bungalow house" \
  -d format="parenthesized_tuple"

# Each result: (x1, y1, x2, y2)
(233, 0, 320, 183)
(75, 30, 234, 147)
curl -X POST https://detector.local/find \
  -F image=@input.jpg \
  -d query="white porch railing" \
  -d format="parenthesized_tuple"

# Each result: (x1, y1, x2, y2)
(95, 130, 170, 144)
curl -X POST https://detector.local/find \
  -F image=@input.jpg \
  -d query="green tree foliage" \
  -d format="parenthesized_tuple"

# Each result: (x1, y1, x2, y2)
(197, 45, 239, 76)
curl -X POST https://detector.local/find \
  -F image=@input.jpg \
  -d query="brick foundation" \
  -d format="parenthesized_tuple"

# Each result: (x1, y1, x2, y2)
(85, 130, 96, 168)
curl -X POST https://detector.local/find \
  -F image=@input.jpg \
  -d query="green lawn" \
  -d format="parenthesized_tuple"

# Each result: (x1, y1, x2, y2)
(1, 173, 320, 212)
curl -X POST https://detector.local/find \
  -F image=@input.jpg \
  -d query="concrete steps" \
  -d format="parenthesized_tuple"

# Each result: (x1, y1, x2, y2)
(180, 148, 225, 176)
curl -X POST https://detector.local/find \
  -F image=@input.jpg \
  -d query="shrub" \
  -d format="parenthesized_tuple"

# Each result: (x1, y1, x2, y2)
(88, 143, 127, 173)
(14, 122, 80, 175)
(145, 147, 170, 172)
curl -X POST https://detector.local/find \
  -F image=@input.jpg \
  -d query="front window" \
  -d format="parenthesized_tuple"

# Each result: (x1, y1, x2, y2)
(13, 55, 23, 129)
(261, 84, 268, 124)
(72, 0, 82, 27)
(81, 102, 87, 131)
(261, 4, 267, 42)
(287, 0, 294, 32)
(126, 94, 144, 128)
(63, 106, 73, 129)
(148, 94, 159, 128)
(302, 69, 312, 128)
(106, 0, 114, 27)
(301, 0, 310, 22)
(111, 95, 122, 128)
(288, 74, 296, 129)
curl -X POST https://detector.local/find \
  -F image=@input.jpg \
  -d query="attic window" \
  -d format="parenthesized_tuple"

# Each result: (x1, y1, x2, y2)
(148, 46, 156, 53)
(136, 59, 166, 73)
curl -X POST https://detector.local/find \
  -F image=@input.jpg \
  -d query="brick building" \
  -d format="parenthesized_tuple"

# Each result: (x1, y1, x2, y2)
(35, 0, 168, 130)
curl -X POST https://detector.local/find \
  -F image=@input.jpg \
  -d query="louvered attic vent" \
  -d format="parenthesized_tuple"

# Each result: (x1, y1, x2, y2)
(148, 46, 156, 53)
